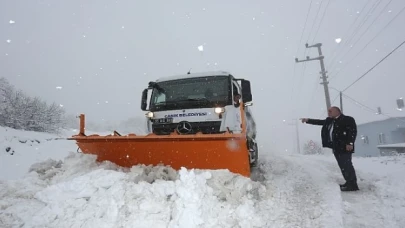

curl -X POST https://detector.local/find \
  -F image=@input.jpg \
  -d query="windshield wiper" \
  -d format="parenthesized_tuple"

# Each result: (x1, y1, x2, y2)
(154, 98, 210, 106)
(184, 98, 210, 102)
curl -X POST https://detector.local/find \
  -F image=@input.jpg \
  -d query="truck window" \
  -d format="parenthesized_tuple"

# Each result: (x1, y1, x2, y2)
(153, 92, 166, 103)
(151, 76, 229, 105)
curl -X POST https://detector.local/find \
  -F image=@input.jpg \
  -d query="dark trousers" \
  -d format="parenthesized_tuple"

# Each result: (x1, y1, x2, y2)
(333, 151, 357, 184)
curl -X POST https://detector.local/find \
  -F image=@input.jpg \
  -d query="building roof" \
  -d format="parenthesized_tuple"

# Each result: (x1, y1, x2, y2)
(377, 143, 405, 148)
(357, 116, 405, 127)
(155, 71, 232, 82)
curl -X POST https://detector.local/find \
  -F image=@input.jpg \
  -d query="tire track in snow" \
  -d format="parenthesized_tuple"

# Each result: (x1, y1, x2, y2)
(287, 154, 405, 228)
(255, 153, 342, 228)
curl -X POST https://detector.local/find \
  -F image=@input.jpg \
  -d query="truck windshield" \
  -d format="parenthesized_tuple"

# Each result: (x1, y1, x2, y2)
(150, 76, 230, 110)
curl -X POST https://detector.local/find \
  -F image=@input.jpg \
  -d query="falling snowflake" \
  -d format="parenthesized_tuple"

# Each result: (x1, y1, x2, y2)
(56, 86, 62, 90)
(121, 26, 125, 29)
(9, 20, 15, 24)
(105, 101, 109, 104)
(6, 40, 11, 43)
(335, 38, 342, 43)
(252, 17, 255, 21)
(59, 104, 64, 107)
(388, 10, 392, 13)
(198, 45, 204, 52)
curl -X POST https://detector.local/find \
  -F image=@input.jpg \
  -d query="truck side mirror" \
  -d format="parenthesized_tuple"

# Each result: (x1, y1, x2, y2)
(241, 80, 252, 103)
(141, 89, 149, 111)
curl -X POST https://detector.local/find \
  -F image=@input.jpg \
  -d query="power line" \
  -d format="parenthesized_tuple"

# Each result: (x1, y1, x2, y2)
(341, 93, 405, 123)
(341, 93, 377, 113)
(329, 4, 405, 81)
(311, 0, 331, 44)
(291, 0, 313, 113)
(327, 0, 393, 72)
(341, 0, 383, 48)
(326, 0, 382, 68)
(306, 0, 324, 43)
(326, 1, 372, 67)
(341, 38, 405, 92)
(296, 0, 313, 57)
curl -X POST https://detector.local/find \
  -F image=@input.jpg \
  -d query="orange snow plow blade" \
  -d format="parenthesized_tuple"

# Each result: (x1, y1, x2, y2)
(68, 115, 251, 177)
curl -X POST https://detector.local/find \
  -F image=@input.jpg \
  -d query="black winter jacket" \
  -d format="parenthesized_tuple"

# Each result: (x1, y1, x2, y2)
(306, 114, 357, 153)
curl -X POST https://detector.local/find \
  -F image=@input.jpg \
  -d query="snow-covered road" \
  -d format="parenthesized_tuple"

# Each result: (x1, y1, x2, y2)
(261, 151, 405, 228)
(1, 127, 405, 227)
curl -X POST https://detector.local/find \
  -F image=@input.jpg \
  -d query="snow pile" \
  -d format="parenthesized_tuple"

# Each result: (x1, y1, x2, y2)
(2, 126, 405, 227)
(0, 126, 76, 180)
(1, 152, 266, 228)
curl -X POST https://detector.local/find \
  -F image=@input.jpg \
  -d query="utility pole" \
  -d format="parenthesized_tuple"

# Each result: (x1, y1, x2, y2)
(295, 43, 331, 111)
(287, 119, 301, 154)
(329, 86, 344, 113)
(295, 119, 301, 154)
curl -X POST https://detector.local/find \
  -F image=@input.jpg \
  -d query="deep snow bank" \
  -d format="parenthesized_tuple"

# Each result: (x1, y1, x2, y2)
(0, 126, 113, 180)
(0, 152, 267, 228)
(2, 126, 405, 227)
(0, 126, 77, 180)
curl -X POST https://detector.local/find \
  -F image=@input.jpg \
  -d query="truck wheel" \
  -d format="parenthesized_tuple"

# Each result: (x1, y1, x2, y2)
(249, 142, 258, 168)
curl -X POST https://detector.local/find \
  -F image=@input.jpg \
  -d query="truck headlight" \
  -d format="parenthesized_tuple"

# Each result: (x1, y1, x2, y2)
(214, 107, 225, 114)
(146, 112, 154, 118)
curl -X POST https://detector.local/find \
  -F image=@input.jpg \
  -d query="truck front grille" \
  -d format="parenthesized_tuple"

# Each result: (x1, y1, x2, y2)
(152, 121, 222, 135)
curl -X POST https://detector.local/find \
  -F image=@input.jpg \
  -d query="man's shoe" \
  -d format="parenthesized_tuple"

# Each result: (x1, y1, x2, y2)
(340, 183, 359, 191)
(339, 182, 347, 187)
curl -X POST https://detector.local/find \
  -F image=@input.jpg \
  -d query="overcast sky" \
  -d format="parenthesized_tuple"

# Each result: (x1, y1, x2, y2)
(1, 0, 405, 153)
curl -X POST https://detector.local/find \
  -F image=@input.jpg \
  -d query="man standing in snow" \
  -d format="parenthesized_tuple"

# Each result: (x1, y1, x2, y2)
(300, 106, 359, 191)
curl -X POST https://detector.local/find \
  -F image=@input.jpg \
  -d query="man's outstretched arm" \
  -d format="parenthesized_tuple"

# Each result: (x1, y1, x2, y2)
(301, 118, 325, 126)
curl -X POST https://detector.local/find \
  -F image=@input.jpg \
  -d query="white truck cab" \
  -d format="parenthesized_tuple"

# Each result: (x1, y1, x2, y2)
(140, 71, 258, 166)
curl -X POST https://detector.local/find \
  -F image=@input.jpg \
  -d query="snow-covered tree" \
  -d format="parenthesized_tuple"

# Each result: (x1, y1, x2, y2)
(303, 140, 323, 155)
(0, 77, 66, 133)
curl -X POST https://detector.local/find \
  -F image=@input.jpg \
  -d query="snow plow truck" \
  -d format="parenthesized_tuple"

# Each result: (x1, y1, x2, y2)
(69, 71, 258, 177)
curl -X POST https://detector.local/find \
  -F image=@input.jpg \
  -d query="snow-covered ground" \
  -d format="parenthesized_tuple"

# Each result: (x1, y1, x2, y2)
(1, 126, 405, 227)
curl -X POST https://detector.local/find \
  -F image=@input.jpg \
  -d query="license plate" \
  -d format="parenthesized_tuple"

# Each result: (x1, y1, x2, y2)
(154, 118, 173, 124)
